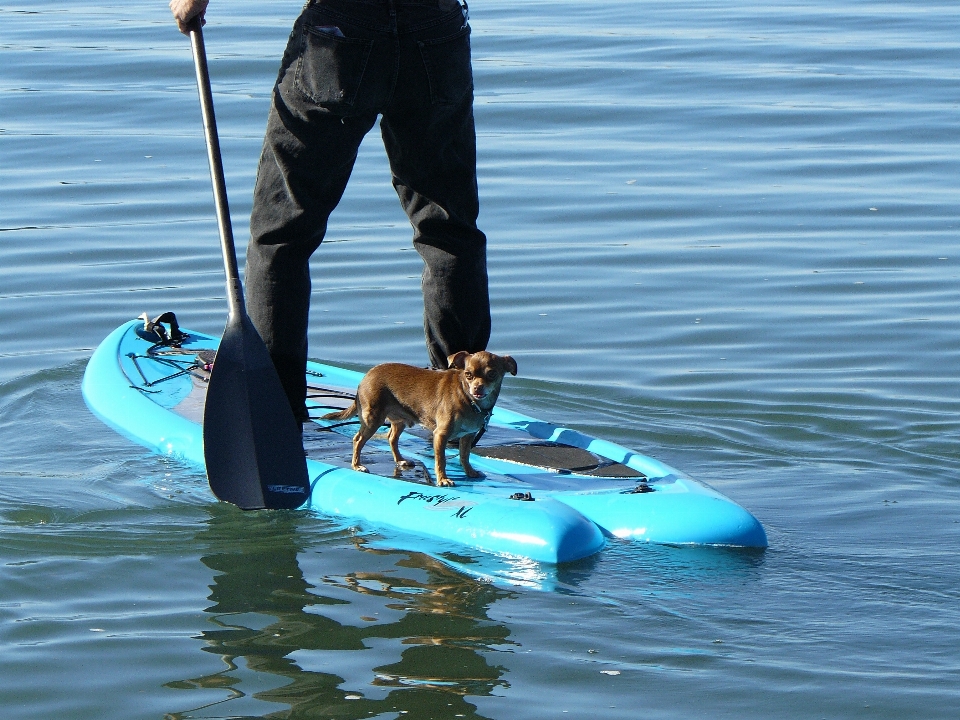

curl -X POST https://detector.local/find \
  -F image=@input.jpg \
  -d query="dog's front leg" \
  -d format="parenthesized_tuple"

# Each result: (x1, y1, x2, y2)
(432, 430, 455, 487)
(458, 436, 483, 478)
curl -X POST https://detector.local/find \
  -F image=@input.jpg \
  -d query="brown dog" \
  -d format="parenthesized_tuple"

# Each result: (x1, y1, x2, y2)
(323, 351, 517, 486)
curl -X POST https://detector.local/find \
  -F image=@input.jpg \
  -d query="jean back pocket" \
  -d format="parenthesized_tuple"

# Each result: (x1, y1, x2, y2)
(295, 24, 374, 108)
(418, 24, 473, 106)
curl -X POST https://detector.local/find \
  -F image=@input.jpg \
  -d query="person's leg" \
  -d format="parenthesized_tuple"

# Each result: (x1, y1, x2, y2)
(246, 116, 370, 421)
(381, 1, 490, 368)
(246, 1, 390, 418)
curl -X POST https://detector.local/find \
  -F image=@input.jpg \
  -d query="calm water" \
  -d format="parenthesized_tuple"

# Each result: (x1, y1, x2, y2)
(3, 0, 960, 717)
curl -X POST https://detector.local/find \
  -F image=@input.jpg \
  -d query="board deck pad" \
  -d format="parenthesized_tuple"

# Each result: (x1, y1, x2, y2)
(473, 442, 646, 479)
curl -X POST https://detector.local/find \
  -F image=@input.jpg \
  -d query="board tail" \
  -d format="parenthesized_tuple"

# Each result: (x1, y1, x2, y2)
(322, 402, 358, 421)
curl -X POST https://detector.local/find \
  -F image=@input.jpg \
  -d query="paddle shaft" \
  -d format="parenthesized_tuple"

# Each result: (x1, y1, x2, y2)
(186, 20, 311, 510)
(189, 23, 244, 319)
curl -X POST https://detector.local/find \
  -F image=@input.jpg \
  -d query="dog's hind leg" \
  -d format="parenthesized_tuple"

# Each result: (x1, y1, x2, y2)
(387, 421, 416, 470)
(351, 422, 378, 474)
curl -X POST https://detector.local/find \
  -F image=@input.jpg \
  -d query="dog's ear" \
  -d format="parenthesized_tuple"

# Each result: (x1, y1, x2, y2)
(448, 351, 469, 369)
(501, 355, 518, 376)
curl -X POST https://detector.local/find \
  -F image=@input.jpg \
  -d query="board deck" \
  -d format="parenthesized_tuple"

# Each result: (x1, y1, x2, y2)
(83, 318, 767, 565)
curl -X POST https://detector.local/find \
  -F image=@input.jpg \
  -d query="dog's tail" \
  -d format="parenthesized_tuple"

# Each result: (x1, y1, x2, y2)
(321, 402, 358, 421)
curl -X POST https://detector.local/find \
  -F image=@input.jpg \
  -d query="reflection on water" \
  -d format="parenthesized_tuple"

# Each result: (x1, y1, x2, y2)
(162, 505, 773, 718)
(166, 507, 514, 719)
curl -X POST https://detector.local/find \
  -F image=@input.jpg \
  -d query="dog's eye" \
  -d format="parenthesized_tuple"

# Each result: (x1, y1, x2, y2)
(464, 372, 474, 380)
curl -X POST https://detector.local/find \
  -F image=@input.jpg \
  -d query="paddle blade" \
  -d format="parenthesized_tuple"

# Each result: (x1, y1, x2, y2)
(202, 313, 310, 510)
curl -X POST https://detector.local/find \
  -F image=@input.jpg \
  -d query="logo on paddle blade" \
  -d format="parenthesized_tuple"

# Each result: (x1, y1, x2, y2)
(267, 485, 308, 494)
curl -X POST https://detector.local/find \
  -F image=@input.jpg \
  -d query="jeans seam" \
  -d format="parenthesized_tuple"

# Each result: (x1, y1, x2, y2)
(307, 3, 464, 35)
(305, 5, 393, 34)
(417, 22, 470, 49)
(400, 9, 466, 34)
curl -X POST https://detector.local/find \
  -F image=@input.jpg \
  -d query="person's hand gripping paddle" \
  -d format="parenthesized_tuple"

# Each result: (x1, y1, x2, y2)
(187, 20, 310, 510)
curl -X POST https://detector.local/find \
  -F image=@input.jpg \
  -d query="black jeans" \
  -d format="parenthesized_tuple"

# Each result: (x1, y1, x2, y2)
(246, 0, 490, 421)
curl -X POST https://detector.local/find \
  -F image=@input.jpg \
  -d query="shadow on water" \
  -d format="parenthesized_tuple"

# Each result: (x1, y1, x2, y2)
(551, 539, 767, 609)
(164, 504, 516, 720)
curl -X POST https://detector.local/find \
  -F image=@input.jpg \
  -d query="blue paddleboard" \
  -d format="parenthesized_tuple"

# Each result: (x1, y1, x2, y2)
(82, 318, 767, 564)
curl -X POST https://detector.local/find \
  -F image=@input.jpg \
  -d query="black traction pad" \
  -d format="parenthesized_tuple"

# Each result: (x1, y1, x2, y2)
(472, 442, 645, 478)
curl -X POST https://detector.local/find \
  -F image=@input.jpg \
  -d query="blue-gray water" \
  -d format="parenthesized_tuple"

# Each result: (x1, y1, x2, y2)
(2, 0, 959, 717)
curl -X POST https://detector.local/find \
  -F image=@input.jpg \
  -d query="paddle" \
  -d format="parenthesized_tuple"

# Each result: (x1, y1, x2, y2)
(187, 21, 310, 510)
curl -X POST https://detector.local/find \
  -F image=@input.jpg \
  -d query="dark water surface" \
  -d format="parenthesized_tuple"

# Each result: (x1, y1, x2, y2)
(3, 0, 960, 717)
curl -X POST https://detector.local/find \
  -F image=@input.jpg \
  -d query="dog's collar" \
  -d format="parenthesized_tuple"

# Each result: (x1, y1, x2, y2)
(461, 385, 492, 419)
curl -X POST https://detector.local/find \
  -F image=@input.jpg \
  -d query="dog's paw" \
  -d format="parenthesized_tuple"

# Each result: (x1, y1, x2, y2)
(436, 477, 456, 487)
(396, 459, 416, 470)
(465, 469, 484, 479)
(353, 464, 370, 474)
